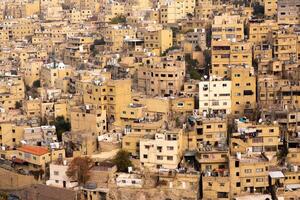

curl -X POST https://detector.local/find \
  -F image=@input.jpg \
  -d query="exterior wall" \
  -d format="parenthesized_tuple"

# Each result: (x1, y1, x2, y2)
(144, 29, 173, 54)
(137, 56, 186, 96)
(230, 67, 256, 116)
(140, 131, 183, 170)
(195, 118, 227, 145)
(229, 157, 270, 197)
(83, 79, 132, 126)
(70, 107, 107, 136)
(212, 14, 244, 42)
(46, 164, 78, 188)
(211, 41, 252, 79)
(199, 80, 231, 114)
(0, 123, 29, 147)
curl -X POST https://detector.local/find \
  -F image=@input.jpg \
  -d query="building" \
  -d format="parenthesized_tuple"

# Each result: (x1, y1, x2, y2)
(143, 28, 173, 54)
(211, 40, 252, 79)
(212, 14, 244, 42)
(140, 129, 185, 170)
(230, 66, 256, 116)
(83, 78, 132, 126)
(159, 0, 196, 24)
(137, 55, 186, 96)
(70, 105, 107, 136)
(46, 162, 78, 188)
(277, 0, 300, 25)
(15, 145, 51, 170)
(199, 78, 232, 115)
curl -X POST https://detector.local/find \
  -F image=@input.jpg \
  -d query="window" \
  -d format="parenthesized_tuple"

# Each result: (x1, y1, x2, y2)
(167, 156, 173, 161)
(246, 179, 251, 183)
(143, 154, 148, 159)
(256, 178, 264, 182)
(157, 156, 163, 160)
(256, 168, 263, 172)
(54, 171, 59, 175)
(236, 182, 240, 187)
(167, 146, 174, 150)
(245, 169, 252, 173)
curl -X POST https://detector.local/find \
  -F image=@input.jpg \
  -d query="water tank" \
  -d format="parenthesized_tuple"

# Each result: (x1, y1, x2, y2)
(236, 152, 241, 160)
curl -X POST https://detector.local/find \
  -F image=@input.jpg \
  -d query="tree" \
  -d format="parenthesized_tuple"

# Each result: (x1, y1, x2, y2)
(253, 2, 264, 17)
(113, 150, 132, 172)
(32, 80, 41, 88)
(111, 15, 126, 24)
(185, 54, 202, 80)
(51, 116, 71, 141)
(15, 101, 22, 109)
(66, 156, 93, 186)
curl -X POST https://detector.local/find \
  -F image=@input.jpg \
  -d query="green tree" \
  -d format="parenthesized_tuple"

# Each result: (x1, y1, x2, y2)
(66, 156, 93, 185)
(51, 116, 71, 141)
(113, 150, 132, 172)
(185, 54, 202, 80)
(253, 2, 264, 17)
(15, 101, 22, 109)
(111, 15, 126, 24)
(33, 80, 41, 88)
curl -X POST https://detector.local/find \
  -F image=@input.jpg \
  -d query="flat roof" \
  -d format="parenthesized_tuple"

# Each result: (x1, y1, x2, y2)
(269, 171, 285, 178)
(18, 145, 49, 156)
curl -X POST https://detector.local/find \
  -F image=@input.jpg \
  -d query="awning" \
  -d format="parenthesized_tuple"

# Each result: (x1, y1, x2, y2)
(286, 184, 300, 191)
(269, 171, 285, 178)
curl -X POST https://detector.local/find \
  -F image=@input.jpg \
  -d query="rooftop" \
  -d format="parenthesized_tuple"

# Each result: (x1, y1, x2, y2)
(18, 145, 49, 156)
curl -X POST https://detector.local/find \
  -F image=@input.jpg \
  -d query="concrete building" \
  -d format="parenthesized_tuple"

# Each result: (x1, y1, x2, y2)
(137, 55, 186, 96)
(199, 78, 232, 115)
(212, 14, 244, 42)
(140, 129, 185, 170)
(46, 162, 78, 188)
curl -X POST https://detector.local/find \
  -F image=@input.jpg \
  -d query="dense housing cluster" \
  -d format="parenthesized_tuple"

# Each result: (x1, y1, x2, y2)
(0, 0, 299, 200)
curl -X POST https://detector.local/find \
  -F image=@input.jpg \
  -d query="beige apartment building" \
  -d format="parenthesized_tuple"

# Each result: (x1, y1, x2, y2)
(264, 0, 278, 17)
(211, 40, 252, 78)
(15, 145, 52, 170)
(277, 0, 300, 25)
(159, 0, 196, 24)
(0, 75, 25, 110)
(70, 105, 107, 136)
(22, 59, 42, 87)
(41, 62, 72, 89)
(229, 154, 271, 197)
(103, 25, 136, 53)
(64, 36, 93, 66)
(195, 0, 213, 19)
(194, 117, 228, 145)
(83, 79, 132, 126)
(140, 129, 185, 170)
(273, 29, 298, 62)
(231, 120, 281, 156)
(0, 121, 29, 148)
(143, 28, 173, 54)
(230, 66, 256, 116)
(137, 55, 185, 96)
(212, 14, 244, 42)
(248, 19, 278, 44)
